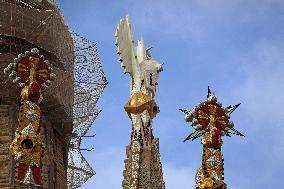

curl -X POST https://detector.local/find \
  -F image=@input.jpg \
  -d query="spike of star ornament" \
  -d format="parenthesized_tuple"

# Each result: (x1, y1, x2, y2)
(4, 48, 56, 187)
(180, 87, 245, 189)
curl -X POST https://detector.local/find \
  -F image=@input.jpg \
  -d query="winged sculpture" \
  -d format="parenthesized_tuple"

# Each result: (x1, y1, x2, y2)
(115, 15, 163, 97)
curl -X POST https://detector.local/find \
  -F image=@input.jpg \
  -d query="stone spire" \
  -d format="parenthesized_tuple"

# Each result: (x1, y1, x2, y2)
(115, 15, 165, 189)
(0, 1, 108, 188)
(4, 48, 56, 188)
(180, 87, 245, 189)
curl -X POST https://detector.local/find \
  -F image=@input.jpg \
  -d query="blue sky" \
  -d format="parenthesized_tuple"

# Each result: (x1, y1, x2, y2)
(57, 0, 284, 188)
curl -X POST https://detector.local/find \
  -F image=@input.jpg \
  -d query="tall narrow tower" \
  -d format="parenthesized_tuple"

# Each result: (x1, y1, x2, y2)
(180, 87, 244, 189)
(115, 16, 165, 189)
(0, 0, 107, 188)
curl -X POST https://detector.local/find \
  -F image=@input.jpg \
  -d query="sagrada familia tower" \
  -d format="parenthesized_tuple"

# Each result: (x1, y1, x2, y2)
(115, 16, 165, 189)
(0, 0, 107, 188)
(180, 87, 244, 189)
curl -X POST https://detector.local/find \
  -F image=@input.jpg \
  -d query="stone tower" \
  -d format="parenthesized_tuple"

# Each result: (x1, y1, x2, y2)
(180, 87, 245, 189)
(0, 0, 107, 188)
(115, 16, 165, 189)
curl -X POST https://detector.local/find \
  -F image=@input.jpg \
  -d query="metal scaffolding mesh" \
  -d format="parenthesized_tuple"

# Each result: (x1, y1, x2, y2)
(0, 0, 74, 70)
(0, 1, 108, 188)
(2, 0, 56, 10)
(67, 32, 107, 188)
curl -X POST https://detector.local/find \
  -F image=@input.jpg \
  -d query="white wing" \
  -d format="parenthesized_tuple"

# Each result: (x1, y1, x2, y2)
(115, 15, 136, 74)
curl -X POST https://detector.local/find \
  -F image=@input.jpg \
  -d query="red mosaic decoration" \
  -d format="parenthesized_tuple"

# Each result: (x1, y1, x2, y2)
(180, 86, 245, 146)
(17, 163, 29, 181)
(194, 102, 229, 148)
(16, 55, 50, 85)
(31, 166, 41, 185)
(17, 164, 41, 186)
(4, 48, 56, 188)
(181, 87, 245, 189)
(29, 81, 41, 102)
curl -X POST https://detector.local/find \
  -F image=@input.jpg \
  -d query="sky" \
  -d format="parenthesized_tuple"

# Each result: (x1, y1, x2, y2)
(57, 0, 284, 188)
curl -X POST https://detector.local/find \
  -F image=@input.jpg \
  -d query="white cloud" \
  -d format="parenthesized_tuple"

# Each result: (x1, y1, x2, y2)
(81, 147, 125, 189)
(163, 163, 195, 189)
(127, 0, 209, 41)
(233, 43, 284, 127)
(230, 42, 284, 185)
(124, 0, 255, 41)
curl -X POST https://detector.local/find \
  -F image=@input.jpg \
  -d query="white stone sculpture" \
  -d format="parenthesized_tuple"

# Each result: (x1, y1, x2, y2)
(115, 15, 163, 97)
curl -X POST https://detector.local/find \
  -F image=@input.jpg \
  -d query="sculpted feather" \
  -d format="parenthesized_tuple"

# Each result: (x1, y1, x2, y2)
(115, 15, 136, 75)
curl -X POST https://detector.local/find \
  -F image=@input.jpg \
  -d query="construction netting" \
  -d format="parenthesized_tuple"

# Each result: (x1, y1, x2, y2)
(67, 32, 107, 188)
